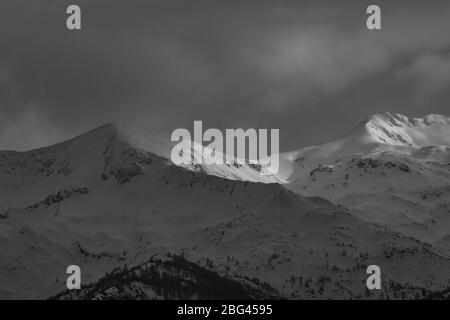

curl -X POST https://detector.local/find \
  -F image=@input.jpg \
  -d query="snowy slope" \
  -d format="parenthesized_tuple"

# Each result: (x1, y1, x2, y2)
(279, 112, 450, 180)
(0, 121, 449, 299)
(173, 140, 280, 184)
(279, 112, 450, 249)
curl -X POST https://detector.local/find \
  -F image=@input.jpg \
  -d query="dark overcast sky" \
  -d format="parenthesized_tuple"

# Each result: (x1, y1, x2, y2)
(0, 0, 450, 151)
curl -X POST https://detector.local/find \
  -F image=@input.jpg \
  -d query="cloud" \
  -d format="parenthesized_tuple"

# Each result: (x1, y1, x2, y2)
(240, 3, 450, 111)
(399, 53, 450, 98)
(1, 0, 450, 151)
(0, 107, 65, 151)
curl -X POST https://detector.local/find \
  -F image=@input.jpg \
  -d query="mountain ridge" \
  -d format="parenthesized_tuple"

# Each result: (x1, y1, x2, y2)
(278, 112, 450, 250)
(350, 112, 450, 148)
(1, 111, 450, 299)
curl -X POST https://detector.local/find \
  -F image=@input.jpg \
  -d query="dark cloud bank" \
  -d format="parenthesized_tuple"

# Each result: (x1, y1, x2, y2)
(0, 0, 449, 151)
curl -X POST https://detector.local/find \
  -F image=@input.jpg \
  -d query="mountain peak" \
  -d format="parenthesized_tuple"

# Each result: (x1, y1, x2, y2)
(367, 112, 450, 128)
(368, 111, 410, 124)
(72, 123, 128, 141)
(356, 112, 450, 147)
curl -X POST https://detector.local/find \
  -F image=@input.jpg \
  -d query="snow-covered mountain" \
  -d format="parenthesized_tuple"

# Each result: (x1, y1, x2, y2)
(278, 112, 450, 249)
(280, 112, 450, 179)
(0, 117, 449, 299)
